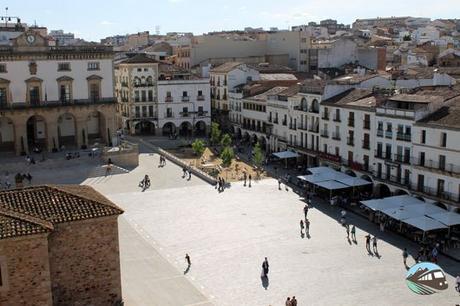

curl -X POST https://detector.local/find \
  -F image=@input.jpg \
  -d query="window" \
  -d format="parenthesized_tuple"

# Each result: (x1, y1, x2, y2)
(58, 62, 71, 71)
(0, 64, 6, 73)
(198, 90, 203, 96)
(420, 152, 425, 166)
(148, 105, 153, 117)
(441, 132, 447, 147)
(198, 106, 204, 115)
(29, 86, 40, 105)
(87, 62, 100, 71)
(386, 122, 392, 132)
(166, 91, 171, 97)
(0, 88, 7, 106)
(90, 83, 99, 101)
(141, 90, 146, 102)
(135, 106, 140, 118)
(421, 130, 426, 144)
(183, 91, 188, 97)
(439, 155, 446, 171)
(148, 90, 153, 102)
(137, 68, 142, 72)
(134, 91, 140, 102)
(60, 84, 71, 102)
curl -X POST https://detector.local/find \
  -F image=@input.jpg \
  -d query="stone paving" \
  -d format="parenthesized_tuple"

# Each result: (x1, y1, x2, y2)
(7, 145, 460, 306)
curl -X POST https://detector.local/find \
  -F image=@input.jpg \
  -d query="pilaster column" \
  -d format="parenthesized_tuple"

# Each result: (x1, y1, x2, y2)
(14, 123, 27, 156)
(47, 121, 59, 152)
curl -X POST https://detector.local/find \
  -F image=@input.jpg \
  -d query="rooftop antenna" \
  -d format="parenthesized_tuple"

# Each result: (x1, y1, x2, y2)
(5, 7, 8, 27)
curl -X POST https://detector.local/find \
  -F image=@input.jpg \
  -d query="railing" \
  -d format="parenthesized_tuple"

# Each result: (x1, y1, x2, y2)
(413, 158, 460, 175)
(348, 119, 355, 127)
(393, 154, 411, 164)
(385, 131, 393, 139)
(293, 106, 309, 112)
(322, 113, 330, 120)
(165, 97, 173, 102)
(308, 125, 319, 133)
(320, 130, 329, 138)
(274, 118, 279, 124)
(182, 96, 190, 102)
(396, 133, 411, 142)
(332, 132, 341, 140)
(289, 124, 297, 131)
(411, 184, 459, 203)
(377, 129, 383, 137)
(363, 121, 371, 130)
(333, 116, 341, 122)
(197, 95, 205, 101)
(309, 107, 320, 114)
(165, 112, 174, 118)
(0, 98, 116, 110)
(347, 137, 354, 146)
(180, 112, 189, 117)
(298, 125, 308, 131)
(319, 152, 341, 163)
(282, 120, 287, 126)
(362, 140, 370, 150)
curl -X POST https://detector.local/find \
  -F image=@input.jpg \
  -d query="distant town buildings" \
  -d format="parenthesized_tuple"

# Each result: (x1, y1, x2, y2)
(49, 29, 75, 46)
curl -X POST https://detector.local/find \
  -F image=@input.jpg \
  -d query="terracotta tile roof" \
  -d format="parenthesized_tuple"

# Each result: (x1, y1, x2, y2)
(121, 53, 159, 64)
(0, 185, 123, 240)
(322, 89, 376, 109)
(417, 96, 460, 129)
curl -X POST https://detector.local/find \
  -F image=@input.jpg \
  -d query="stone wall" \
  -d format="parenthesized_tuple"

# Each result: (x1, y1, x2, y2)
(0, 234, 53, 306)
(48, 216, 122, 306)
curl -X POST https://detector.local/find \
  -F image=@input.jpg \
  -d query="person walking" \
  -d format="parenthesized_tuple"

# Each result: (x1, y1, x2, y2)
(188, 169, 192, 180)
(262, 257, 269, 277)
(365, 234, 371, 253)
(304, 204, 309, 219)
(182, 167, 187, 178)
(346, 223, 350, 239)
(372, 236, 378, 253)
(222, 178, 226, 191)
(278, 178, 282, 190)
(403, 248, 409, 267)
(248, 174, 252, 187)
(455, 275, 460, 293)
(300, 220, 304, 235)
(185, 253, 191, 267)
(243, 172, 247, 186)
(305, 218, 310, 236)
(285, 297, 291, 306)
(291, 296, 297, 306)
(351, 225, 356, 242)
(218, 177, 222, 192)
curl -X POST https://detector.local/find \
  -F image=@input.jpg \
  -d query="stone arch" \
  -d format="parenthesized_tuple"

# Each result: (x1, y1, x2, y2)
(135, 120, 156, 135)
(361, 174, 373, 183)
(133, 76, 141, 86)
(311, 99, 319, 112)
(374, 183, 391, 198)
(86, 111, 106, 145)
(345, 169, 357, 177)
(26, 115, 48, 151)
(179, 121, 193, 137)
(195, 120, 207, 137)
(162, 122, 176, 136)
(250, 134, 258, 145)
(146, 76, 154, 86)
(0, 117, 15, 152)
(394, 189, 409, 196)
(57, 113, 77, 149)
(301, 98, 308, 111)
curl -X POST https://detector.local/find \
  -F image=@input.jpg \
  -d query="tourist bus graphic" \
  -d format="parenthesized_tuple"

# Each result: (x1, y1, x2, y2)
(406, 262, 448, 295)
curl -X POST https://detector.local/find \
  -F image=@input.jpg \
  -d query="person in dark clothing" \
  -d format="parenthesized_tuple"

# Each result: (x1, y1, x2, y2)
(185, 253, 191, 266)
(182, 167, 187, 178)
(243, 172, 247, 186)
(248, 174, 252, 187)
(365, 234, 371, 253)
(304, 204, 309, 218)
(403, 248, 408, 267)
(262, 257, 269, 277)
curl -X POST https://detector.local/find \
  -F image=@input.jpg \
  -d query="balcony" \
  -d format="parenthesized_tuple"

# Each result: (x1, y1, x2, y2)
(273, 118, 279, 124)
(396, 133, 412, 142)
(165, 96, 173, 102)
(393, 154, 411, 164)
(348, 118, 355, 127)
(363, 121, 371, 130)
(165, 112, 174, 118)
(293, 105, 309, 112)
(197, 95, 205, 101)
(362, 140, 370, 150)
(289, 124, 297, 131)
(0, 98, 116, 110)
(282, 120, 287, 126)
(385, 131, 393, 139)
(320, 130, 329, 138)
(332, 132, 341, 140)
(412, 185, 459, 203)
(374, 150, 384, 159)
(308, 125, 319, 133)
(298, 125, 308, 131)
(319, 152, 341, 164)
(182, 96, 190, 102)
(333, 116, 341, 122)
(377, 129, 384, 137)
(321, 113, 330, 120)
(309, 107, 319, 114)
(347, 137, 354, 146)
(413, 158, 460, 176)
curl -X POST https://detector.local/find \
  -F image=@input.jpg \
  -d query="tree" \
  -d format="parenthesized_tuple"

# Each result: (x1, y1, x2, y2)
(403, 35, 411, 41)
(220, 146, 234, 168)
(210, 122, 221, 146)
(192, 139, 205, 156)
(220, 133, 232, 147)
(253, 142, 264, 168)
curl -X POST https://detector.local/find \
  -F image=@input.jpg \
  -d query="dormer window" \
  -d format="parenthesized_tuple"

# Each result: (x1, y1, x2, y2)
(58, 63, 71, 71)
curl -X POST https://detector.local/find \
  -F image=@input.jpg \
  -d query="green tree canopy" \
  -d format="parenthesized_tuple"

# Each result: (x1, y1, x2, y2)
(191, 139, 205, 156)
(220, 146, 234, 167)
(220, 133, 232, 147)
(253, 142, 264, 168)
(210, 122, 221, 146)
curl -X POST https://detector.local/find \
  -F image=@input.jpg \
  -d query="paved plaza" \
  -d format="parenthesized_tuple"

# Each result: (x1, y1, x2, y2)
(8, 147, 460, 305)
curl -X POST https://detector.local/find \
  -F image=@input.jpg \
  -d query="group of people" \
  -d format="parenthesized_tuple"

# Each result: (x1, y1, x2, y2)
(365, 234, 379, 255)
(300, 204, 311, 237)
(65, 152, 80, 160)
(25, 155, 36, 165)
(285, 296, 298, 306)
(217, 177, 226, 192)
(242, 172, 252, 187)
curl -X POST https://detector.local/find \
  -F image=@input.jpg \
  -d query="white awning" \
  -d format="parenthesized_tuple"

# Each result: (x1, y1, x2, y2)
(360, 195, 421, 212)
(406, 203, 447, 216)
(429, 212, 460, 226)
(381, 206, 421, 221)
(336, 177, 372, 187)
(404, 216, 449, 232)
(315, 180, 350, 190)
(307, 166, 336, 175)
(272, 151, 299, 159)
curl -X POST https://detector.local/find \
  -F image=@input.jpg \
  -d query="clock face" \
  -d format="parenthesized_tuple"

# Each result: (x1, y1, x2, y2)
(26, 35, 35, 44)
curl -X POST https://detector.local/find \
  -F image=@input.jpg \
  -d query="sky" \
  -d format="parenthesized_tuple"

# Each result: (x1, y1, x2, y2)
(4, 0, 460, 41)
